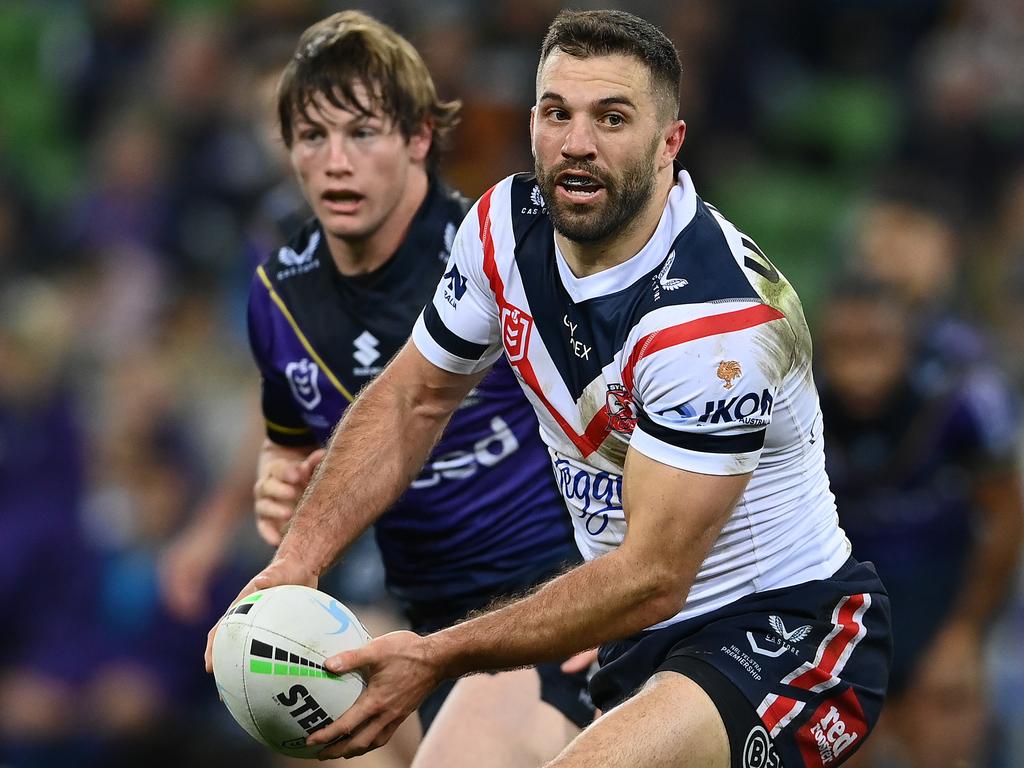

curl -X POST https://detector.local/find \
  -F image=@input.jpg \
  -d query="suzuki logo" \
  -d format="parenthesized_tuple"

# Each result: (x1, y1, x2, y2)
(353, 330, 380, 368)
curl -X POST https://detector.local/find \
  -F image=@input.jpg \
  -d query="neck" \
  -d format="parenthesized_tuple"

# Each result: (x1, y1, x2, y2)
(556, 163, 675, 278)
(324, 168, 430, 276)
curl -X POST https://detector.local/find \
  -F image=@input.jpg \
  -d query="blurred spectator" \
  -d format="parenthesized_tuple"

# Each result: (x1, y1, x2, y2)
(0, 279, 98, 767)
(818, 278, 1023, 768)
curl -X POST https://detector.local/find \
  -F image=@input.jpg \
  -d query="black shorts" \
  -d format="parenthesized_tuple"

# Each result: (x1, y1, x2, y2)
(590, 558, 892, 768)
(403, 559, 596, 733)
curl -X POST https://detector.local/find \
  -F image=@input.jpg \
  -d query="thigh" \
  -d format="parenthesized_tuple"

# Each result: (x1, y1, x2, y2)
(412, 668, 582, 768)
(547, 671, 730, 768)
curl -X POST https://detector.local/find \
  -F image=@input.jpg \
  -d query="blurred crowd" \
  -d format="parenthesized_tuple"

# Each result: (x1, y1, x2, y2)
(1, 1, 1023, 766)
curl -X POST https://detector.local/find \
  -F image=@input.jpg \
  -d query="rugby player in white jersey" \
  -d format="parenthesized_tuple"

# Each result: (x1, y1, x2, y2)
(215, 10, 892, 767)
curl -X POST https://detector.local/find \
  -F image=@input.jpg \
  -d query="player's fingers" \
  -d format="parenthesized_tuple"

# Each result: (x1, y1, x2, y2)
(324, 647, 371, 676)
(301, 448, 327, 477)
(255, 476, 301, 503)
(254, 496, 295, 522)
(561, 647, 599, 674)
(264, 458, 304, 485)
(255, 518, 284, 547)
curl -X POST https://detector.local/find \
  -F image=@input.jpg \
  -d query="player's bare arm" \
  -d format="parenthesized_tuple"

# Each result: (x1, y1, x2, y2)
(205, 341, 484, 671)
(311, 450, 751, 758)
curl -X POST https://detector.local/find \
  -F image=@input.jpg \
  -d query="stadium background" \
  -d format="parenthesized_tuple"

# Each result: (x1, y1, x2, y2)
(0, 0, 1022, 766)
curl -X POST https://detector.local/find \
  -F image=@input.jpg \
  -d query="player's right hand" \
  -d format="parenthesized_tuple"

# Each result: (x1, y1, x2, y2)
(253, 448, 326, 546)
(204, 554, 319, 674)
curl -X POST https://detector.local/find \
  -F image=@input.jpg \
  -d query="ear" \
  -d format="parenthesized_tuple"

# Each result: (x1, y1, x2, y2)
(529, 106, 537, 158)
(407, 120, 433, 164)
(658, 119, 686, 171)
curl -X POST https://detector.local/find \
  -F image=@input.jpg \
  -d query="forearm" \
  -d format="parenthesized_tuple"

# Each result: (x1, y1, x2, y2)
(429, 547, 684, 678)
(949, 473, 1024, 630)
(276, 361, 460, 576)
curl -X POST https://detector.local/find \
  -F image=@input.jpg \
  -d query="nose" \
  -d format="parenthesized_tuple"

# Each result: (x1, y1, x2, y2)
(561, 116, 597, 161)
(325, 134, 353, 176)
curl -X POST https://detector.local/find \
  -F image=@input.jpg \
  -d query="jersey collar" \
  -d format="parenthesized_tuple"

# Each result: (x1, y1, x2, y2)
(553, 167, 698, 304)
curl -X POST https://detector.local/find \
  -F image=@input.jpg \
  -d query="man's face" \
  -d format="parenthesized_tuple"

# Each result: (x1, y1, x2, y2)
(289, 84, 429, 244)
(531, 51, 671, 244)
(820, 300, 909, 416)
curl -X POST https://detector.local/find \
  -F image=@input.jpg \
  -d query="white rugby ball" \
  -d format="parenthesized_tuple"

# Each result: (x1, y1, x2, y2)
(212, 585, 372, 758)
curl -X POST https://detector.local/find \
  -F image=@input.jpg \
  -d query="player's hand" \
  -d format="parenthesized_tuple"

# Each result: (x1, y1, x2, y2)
(915, 620, 983, 703)
(159, 516, 227, 622)
(254, 449, 326, 546)
(560, 647, 598, 674)
(204, 554, 319, 674)
(307, 631, 442, 759)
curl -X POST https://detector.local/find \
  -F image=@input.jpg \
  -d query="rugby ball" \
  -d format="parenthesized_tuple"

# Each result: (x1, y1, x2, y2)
(212, 585, 372, 758)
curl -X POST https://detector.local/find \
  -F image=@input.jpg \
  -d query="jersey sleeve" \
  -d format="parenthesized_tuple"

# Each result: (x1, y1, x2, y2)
(247, 268, 316, 447)
(412, 196, 503, 374)
(626, 305, 788, 476)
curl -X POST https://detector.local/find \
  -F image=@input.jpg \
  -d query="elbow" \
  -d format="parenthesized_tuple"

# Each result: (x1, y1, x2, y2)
(635, 568, 691, 626)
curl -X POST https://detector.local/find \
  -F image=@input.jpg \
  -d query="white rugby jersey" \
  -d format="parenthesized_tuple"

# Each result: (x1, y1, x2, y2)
(412, 167, 850, 628)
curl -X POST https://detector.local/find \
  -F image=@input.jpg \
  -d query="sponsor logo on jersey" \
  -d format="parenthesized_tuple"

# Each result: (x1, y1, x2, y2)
(443, 263, 468, 306)
(277, 231, 321, 279)
(521, 184, 547, 214)
(562, 314, 591, 360)
(605, 385, 637, 435)
(698, 389, 774, 426)
(717, 360, 742, 389)
(411, 416, 519, 488)
(652, 251, 688, 302)
(746, 615, 812, 657)
(742, 725, 781, 768)
(353, 330, 381, 375)
(286, 359, 322, 410)
(501, 305, 533, 363)
(274, 684, 334, 736)
(554, 459, 621, 536)
(808, 705, 859, 764)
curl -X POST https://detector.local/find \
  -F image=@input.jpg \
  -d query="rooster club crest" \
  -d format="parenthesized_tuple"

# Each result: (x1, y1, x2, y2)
(605, 385, 637, 435)
(501, 305, 533, 363)
(717, 360, 742, 390)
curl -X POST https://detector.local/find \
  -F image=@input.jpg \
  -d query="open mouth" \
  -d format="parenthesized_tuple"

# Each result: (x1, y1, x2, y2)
(321, 190, 364, 212)
(555, 171, 605, 201)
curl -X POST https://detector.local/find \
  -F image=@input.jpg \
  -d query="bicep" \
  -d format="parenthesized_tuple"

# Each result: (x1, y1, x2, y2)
(620, 446, 751, 589)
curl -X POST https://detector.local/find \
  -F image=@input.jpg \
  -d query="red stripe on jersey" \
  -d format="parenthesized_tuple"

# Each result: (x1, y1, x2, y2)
(787, 594, 868, 692)
(760, 694, 802, 735)
(621, 304, 785, 394)
(477, 186, 609, 457)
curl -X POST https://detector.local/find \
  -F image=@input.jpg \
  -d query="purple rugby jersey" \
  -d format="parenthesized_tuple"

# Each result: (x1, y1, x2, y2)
(247, 181, 577, 603)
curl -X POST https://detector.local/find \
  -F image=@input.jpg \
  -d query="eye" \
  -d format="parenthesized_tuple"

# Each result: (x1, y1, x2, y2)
(602, 113, 625, 127)
(298, 127, 324, 143)
(546, 108, 570, 122)
(353, 126, 378, 140)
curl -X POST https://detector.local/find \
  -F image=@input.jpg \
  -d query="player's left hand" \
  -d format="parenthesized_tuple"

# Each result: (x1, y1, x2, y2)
(307, 630, 442, 759)
(915, 620, 983, 702)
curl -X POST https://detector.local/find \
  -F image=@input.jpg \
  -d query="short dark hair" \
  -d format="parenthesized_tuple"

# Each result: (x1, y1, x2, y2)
(538, 10, 682, 120)
(277, 11, 460, 169)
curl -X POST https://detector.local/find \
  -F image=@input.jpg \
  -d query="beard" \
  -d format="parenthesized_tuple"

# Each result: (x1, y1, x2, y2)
(535, 138, 658, 244)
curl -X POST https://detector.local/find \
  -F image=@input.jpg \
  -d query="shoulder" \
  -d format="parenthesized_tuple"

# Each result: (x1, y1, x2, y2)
(256, 218, 325, 287)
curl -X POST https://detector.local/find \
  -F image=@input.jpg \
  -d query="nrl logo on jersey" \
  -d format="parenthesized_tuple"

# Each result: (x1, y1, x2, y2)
(652, 250, 688, 301)
(501, 305, 533, 363)
(277, 231, 321, 279)
(285, 358, 322, 410)
(521, 184, 547, 215)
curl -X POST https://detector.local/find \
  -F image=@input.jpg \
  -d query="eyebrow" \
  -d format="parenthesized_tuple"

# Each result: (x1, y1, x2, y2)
(538, 92, 638, 111)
